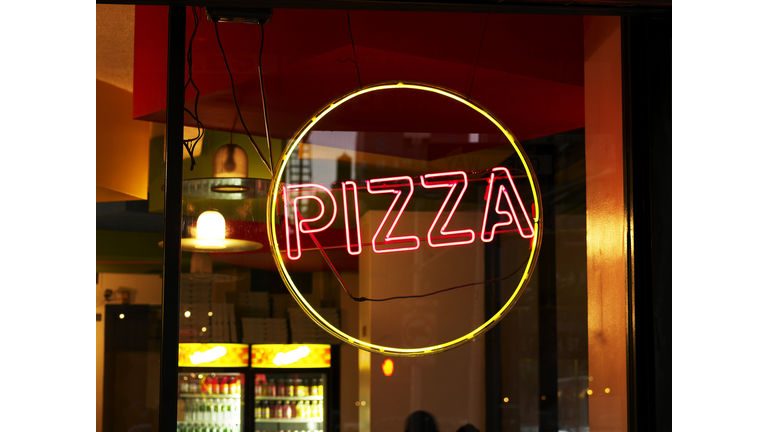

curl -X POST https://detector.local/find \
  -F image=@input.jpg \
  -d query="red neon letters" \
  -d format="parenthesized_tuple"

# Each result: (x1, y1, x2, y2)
(282, 169, 534, 260)
(421, 171, 475, 248)
(366, 176, 421, 253)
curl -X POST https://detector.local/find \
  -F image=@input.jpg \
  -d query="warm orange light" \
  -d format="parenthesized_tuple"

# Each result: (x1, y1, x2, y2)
(196, 210, 226, 249)
(382, 358, 394, 376)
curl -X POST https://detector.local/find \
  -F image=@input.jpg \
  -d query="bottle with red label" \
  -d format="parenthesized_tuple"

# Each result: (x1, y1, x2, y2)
(255, 378, 264, 396)
(267, 378, 277, 397)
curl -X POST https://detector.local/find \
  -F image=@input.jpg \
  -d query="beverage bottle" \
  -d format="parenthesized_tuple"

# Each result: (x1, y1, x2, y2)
(277, 379, 286, 397)
(213, 377, 220, 394)
(254, 400, 263, 419)
(286, 377, 295, 397)
(296, 379, 305, 397)
(275, 401, 284, 418)
(298, 400, 306, 418)
(222, 377, 230, 395)
(310, 379, 318, 396)
(218, 399, 226, 423)
(181, 377, 189, 394)
(284, 401, 294, 419)
(263, 400, 271, 419)
(311, 401, 319, 418)
(267, 379, 277, 397)
(317, 401, 323, 419)
(254, 378, 263, 396)
(196, 400, 202, 423)
(317, 377, 323, 396)
(191, 377, 199, 394)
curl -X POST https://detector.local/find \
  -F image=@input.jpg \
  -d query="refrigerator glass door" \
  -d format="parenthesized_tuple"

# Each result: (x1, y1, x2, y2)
(254, 372, 327, 432)
(178, 372, 245, 432)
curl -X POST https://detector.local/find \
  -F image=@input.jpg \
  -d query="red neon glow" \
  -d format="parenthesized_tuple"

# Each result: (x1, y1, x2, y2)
(480, 167, 535, 242)
(366, 176, 420, 253)
(382, 358, 394, 377)
(342, 181, 363, 256)
(420, 171, 475, 248)
(283, 184, 338, 260)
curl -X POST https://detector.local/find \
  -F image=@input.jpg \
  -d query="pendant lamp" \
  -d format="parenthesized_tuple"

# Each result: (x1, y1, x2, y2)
(182, 140, 271, 200)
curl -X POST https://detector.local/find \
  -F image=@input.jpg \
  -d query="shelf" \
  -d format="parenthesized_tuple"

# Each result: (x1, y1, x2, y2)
(254, 418, 323, 423)
(180, 393, 241, 399)
(177, 421, 241, 425)
(254, 395, 323, 401)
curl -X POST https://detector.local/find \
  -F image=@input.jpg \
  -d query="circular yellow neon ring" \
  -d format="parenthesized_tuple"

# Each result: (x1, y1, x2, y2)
(267, 81, 542, 357)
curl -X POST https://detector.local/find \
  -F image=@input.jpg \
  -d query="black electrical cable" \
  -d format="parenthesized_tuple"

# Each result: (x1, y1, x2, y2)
(468, 13, 489, 99)
(257, 23, 274, 172)
(346, 10, 363, 89)
(182, 6, 205, 170)
(297, 201, 530, 303)
(214, 20, 273, 175)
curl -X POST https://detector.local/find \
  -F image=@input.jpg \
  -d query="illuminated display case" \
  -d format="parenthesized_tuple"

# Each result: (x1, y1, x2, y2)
(251, 344, 334, 432)
(177, 343, 250, 432)
(176, 343, 337, 432)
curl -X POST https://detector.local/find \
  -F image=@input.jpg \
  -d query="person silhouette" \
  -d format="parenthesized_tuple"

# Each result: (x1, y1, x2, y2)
(405, 410, 439, 432)
(456, 424, 480, 432)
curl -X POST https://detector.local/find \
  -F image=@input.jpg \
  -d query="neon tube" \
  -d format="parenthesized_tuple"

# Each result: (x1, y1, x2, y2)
(342, 181, 363, 255)
(420, 171, 475, 247)
(283, 183, 338, 260)
(366, 176, 420, 253)
(481, 167, 535, 242)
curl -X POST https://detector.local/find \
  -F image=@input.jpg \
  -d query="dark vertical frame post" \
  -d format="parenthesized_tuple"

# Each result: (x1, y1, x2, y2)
(159, 5, 186, 432)
(484, 227, 501, 432)
(622, 14, 672, 432)
(537, 145, 558, 432)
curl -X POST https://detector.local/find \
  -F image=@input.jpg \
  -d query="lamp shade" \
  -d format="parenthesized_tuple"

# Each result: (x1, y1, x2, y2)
(213, 143, 248, 178)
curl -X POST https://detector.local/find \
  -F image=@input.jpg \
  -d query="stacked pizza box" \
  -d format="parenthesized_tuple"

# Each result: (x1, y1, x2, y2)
(287, 307, 340, 344)
(226, 291, 270, 319)
(209, 303, 237, 343)
(241, 317, 288, 344)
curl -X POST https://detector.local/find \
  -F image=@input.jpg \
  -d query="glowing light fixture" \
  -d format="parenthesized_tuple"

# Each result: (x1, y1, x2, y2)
(266, 81, 543, 357)
(272, 345, 311, 366)
(189, 345, 227, 365)
(382, 359, 394, 377)
(159, 209, 262, 252)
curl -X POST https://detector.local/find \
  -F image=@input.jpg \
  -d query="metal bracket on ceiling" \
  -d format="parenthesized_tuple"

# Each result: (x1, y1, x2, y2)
(205, 7, 273, 25)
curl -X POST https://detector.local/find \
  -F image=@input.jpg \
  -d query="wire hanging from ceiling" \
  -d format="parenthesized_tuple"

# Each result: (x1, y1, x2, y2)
(468, 13, 490, 99)
(183, 6, 205, 170)
(214, 20, 274, 175)
(335, 10, 363, 89)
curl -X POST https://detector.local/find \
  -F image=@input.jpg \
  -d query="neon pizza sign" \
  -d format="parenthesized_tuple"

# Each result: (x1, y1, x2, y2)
(266, 82, 543, 357)
(283, 167, 534, 260)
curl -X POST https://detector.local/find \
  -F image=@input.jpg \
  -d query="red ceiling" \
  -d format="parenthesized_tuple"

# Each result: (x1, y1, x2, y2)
(133, 7, 585, 144)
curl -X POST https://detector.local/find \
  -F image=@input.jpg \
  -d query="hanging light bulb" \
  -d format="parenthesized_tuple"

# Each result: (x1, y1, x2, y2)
(158, 209, 262, 253)
(195, 210, 226, 249)
(213, 144, 249, 178)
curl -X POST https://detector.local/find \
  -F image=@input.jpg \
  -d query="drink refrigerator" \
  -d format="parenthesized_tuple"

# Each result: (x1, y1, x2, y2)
(250, 344, 335, 432)
(177, 343, 250, 432)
